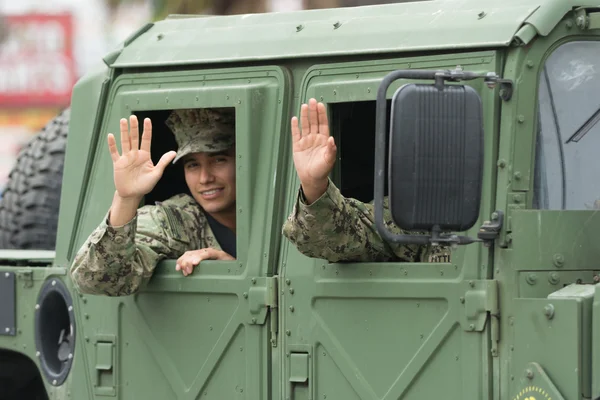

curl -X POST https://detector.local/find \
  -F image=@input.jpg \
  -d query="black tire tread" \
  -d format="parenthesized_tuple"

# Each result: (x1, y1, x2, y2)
(0, 108, 70, 250)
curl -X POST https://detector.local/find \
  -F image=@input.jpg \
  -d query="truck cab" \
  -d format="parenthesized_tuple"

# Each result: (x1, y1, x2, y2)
(1, 1, 600, 399)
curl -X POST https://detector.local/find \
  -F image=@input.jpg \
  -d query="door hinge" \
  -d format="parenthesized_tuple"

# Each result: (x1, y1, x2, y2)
(575, 8, 600, 30)
(268, 276, 279, 347)
(247, 276, 279, 346)
(461, 279, 500, 355)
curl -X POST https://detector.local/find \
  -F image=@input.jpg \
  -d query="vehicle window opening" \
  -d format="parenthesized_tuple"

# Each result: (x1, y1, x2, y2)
(329, 100, 391, 203)
(133, 108, 237, 258)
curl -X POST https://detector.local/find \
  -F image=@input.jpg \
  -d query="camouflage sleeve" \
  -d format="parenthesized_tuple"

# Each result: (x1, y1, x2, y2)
(70, 205, 188, 296)
(282, 179, 431, 263)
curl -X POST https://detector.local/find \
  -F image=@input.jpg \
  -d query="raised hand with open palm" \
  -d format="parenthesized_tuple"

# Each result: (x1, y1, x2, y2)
(291, 98, 337, 204)
(106, 115, 176, 226)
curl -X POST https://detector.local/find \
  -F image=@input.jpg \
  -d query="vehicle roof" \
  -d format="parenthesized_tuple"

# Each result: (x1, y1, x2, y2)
(110, 0, 587, 68)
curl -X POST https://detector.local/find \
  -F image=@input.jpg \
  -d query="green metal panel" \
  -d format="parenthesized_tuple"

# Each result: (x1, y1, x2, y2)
(492, 12, 600, 400)
(55, 62, 112, 267)
(0, 266, 69, 398)
(68, 66, 291, 399)
(110, 0, 544, 68)
(278, 52, 502, 400)
(547, 285, 593, 398)
(511, 210, 600, 271)
(511, 289, 592, 400)
(593, 284, 600, 399)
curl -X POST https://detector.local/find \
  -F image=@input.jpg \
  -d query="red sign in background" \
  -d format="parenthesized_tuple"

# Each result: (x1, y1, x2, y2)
(0, 13, 76, 107)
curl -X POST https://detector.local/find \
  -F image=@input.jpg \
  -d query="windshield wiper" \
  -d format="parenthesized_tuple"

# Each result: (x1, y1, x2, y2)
(566, 105, 600, 143)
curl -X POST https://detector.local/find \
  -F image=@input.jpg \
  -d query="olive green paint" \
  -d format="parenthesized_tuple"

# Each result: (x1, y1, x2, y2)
(3, 0, 600, 399)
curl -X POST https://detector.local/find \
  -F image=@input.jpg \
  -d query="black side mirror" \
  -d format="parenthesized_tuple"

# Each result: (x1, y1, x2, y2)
(374, 68, 502, 247)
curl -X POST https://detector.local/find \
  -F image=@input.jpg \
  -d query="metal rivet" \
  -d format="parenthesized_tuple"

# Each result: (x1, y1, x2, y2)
(4, 273, 9, 278)
(469, 324, 475, 331)
(497, 159, 506, 168)
(251, 278, 256, 284)
(286, 330, 291, 336)
(251, 318, 257, 324)
(333, 21, 341, 29)
(549, 272, 560, 285)
(553, 254, 565, 268)
(52, 280, 56, 286)
(52, 380, 57, 385)
(35, 304, 40, 310)
(469, 281, 475, 288)
(68, 306, 73, 312)
(526, 273, 537, 285)
(4, 327, 9, 333)
(526, 369, 534, 379)
(459, 297, 465, 304)
(289, 306, 295, 312)
(243, 292, 248, 298)
(514, 172, 522, 180)
(286, 279, 291, 285)
(518, 115, 525, 123)
(36, 351, 40, 357)
(68, 353, 73, 359)
(544, 304, 555, 319)
(289, 288, 294, 294)
(478, 11, 486, 19)
(296, 24, 304, 32)
(526, 60, 534, 68)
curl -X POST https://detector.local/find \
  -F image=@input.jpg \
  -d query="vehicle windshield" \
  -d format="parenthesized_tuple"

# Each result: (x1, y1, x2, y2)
(534, 40, 600, 210)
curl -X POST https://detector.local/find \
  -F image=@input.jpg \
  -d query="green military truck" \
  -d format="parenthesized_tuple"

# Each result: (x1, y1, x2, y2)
(2, 0, 600, 398)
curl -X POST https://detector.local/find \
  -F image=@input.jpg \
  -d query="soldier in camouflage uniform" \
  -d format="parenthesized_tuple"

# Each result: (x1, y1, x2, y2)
(70, 108, 237, 296)
(282, 98, 450, 263)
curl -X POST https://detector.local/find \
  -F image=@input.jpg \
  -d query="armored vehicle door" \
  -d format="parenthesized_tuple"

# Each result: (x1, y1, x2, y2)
(279, 52, 502, 400)
(67, 66, 290, 399)
(494, 9, 600, 400)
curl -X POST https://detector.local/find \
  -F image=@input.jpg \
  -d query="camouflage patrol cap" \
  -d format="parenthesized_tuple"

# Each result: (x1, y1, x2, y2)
(165, 107, 235, 164)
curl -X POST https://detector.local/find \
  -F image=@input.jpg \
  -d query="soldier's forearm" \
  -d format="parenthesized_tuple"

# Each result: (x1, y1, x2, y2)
(109, 191, 142, 227)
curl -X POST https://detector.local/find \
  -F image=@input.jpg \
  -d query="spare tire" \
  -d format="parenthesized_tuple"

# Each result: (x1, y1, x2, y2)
(0, 108, 70, 250)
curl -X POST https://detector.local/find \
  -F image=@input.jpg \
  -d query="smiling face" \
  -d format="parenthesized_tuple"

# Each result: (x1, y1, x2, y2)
(182, 147, 236, 223)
